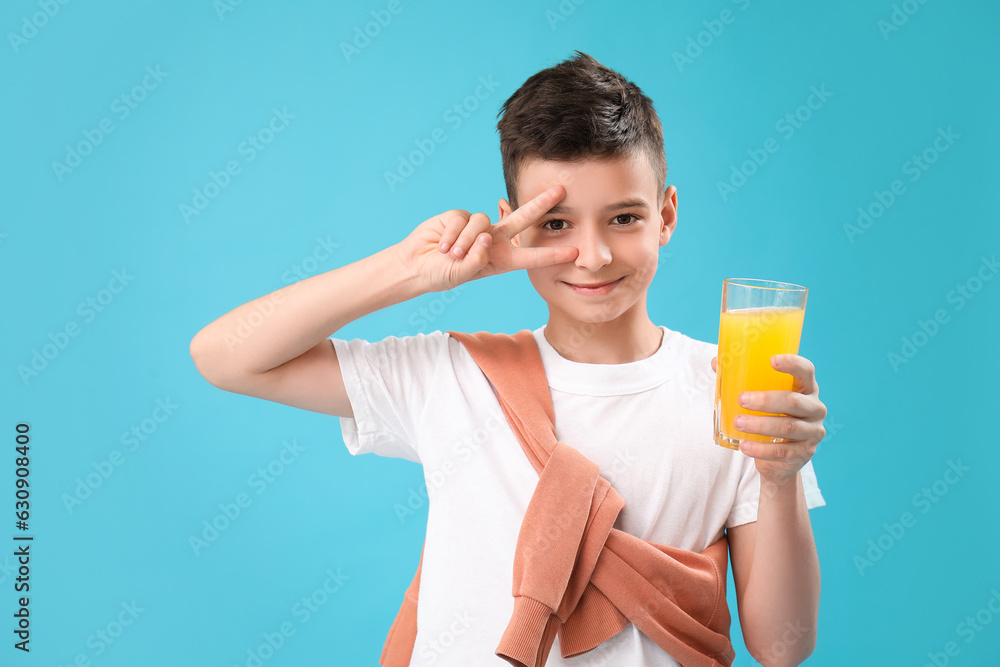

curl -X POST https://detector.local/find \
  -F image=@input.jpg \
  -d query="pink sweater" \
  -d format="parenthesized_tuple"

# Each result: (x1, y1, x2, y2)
(378, 330, 735, 667)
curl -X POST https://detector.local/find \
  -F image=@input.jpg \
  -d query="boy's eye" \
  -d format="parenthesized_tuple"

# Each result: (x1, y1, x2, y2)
(541, 214, 639, 232)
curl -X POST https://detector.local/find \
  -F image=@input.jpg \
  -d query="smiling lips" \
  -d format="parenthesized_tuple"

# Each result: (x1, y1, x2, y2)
(564, 277, 623, 295)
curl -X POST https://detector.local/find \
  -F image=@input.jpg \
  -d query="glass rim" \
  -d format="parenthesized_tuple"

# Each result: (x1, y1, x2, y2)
(724, 277, 807, 292)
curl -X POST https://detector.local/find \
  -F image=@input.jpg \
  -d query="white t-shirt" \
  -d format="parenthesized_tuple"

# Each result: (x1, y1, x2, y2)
(332, 324, 825, 666)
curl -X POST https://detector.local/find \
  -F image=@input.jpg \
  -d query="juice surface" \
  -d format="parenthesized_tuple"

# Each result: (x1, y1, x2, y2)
(716, 306, 805, 443)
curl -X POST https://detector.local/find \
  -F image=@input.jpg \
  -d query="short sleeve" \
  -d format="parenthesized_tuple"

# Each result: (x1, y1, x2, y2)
(330, 331, 451, 463)
(726, 457, 826, 528)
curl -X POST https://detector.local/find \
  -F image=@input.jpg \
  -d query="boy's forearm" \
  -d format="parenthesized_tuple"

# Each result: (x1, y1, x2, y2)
(191, 243, 424, 380)
(740, 472, 820, 666)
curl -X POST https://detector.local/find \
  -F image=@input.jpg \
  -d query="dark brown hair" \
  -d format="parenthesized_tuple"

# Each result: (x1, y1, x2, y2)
(497, 50, 667, 208)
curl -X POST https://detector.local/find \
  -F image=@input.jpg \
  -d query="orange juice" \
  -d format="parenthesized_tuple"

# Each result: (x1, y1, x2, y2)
(714, 306, 805, 449)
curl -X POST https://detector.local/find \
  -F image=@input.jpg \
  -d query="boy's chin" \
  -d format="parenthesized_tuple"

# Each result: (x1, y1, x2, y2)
(547, 299, 627, 324)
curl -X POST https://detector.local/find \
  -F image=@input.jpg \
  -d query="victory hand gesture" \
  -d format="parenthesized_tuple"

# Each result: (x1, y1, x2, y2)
(395, 185, 579, 293)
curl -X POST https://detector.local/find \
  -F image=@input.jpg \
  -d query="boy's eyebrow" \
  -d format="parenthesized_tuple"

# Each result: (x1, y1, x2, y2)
(544, 198, 650, 216)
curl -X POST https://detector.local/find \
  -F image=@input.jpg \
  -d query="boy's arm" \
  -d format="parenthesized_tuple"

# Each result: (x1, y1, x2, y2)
(189, 244, 425, 417)
(728, 475, 819, 667)
(717, 353, 826, 666)
(189, 185, 576, 417)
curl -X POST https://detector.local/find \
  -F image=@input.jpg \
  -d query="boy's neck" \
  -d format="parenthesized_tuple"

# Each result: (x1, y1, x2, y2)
(542, 314, 664, 365)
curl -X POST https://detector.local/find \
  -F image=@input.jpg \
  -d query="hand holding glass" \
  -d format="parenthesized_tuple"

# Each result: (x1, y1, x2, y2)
(713, 279, 808, 450)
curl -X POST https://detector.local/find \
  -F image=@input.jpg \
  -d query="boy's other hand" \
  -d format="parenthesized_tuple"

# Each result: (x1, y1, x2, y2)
(394, 185, 579, 293)
(710, 354, 827, 486)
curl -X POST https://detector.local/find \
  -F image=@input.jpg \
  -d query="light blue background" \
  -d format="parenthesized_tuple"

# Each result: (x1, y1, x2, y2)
(3, 0, 998, 665)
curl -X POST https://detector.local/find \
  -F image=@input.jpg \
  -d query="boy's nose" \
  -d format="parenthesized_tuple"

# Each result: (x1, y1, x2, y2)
(572, 229, 612, 271)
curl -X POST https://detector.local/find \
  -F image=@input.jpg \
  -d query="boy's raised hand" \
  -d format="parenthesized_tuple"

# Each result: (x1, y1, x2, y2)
(394, 184, 580, 293)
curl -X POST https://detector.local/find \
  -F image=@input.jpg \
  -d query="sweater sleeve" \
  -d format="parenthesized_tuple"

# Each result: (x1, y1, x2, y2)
(330, 331, 450, 463)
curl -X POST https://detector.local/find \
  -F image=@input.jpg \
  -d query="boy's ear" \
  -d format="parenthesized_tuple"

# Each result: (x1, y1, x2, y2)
(498, 197, 512, 220)
(659, 185, 678, 246)
(499, 198, 520, 247)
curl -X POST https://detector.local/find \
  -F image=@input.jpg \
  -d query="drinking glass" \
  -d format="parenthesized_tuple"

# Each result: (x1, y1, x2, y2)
(713, 278, 808, 450)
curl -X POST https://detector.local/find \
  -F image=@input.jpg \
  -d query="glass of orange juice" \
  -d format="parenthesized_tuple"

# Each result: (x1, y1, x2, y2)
(713, 278, 808, 450)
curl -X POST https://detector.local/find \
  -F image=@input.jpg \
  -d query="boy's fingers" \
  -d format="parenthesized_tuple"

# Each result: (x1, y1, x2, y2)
(740, 389, 823, 420)
(736, 414, 812, 441)
(772, 354, 819, 394)
(501, 184, 566, 236)
(447, 212, 491, 258)
(740, 440, 802, 463)
(436, 210, 473, 253)
(509, 244, 578, 271)
(467, 231, 492, 266)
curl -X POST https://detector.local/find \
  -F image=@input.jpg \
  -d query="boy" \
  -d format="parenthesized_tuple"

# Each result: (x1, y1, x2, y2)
(190, 51, 827, 666)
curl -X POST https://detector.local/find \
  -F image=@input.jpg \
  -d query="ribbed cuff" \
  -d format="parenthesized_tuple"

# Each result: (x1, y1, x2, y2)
(495, 596, 556, 667)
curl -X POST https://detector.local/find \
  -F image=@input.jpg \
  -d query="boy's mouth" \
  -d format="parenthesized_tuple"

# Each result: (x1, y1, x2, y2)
(563, 277, 623, 295)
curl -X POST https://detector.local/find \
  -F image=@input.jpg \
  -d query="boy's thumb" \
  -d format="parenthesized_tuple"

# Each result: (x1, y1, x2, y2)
(470, 233, 491, 263)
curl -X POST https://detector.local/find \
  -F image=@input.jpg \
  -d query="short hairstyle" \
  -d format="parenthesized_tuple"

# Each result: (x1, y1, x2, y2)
(497, 50, 667, 209)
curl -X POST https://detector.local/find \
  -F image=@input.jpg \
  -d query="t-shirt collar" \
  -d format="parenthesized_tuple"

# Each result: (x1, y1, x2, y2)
(531, 325, 676, 396)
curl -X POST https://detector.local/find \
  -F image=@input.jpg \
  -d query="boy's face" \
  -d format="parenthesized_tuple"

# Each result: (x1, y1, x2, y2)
(498, 152, 677, 328)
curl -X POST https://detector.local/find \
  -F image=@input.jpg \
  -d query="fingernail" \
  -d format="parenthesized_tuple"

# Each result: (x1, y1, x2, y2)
(452, 245, 464, 257)
(478, 235, 491, 247)
(740, 441, 752, 454)
(739, 392, 750, 407)
(440, 241, 450, 252)
(734, 415, 746, 429)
